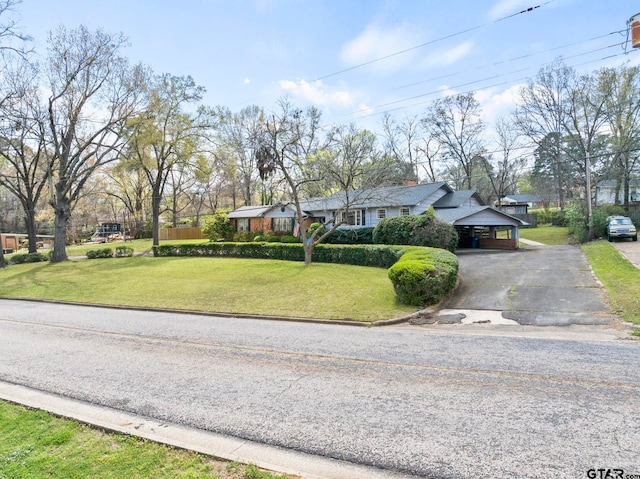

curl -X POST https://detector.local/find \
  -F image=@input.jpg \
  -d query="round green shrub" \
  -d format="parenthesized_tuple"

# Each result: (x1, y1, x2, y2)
(387, 247, 458, 306)
(281, 235, 299, 243)
(266, 235, 280, 242)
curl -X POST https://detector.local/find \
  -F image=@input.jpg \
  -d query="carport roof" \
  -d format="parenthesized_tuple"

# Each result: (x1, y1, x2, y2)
(435, 206, 528, 226)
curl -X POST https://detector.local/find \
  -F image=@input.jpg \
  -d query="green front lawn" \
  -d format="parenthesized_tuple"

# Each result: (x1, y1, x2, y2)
(0, 256, 415, 321)
(518, 225, 570, 245)
(0, 400, 292, 479)
(582, 240, 640, 326)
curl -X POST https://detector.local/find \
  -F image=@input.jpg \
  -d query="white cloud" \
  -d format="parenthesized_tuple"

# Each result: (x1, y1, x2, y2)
(243, 77, 251, 85)
(340, 22, 420, 75)
(475, 83, 524, 124)
(277, 79, 355, 108)
(487, 0, 533, 21)
(421, 41, 475, 68)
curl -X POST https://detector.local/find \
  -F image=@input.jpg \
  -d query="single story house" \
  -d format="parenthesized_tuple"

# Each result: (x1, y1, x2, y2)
(227, 203, 299, 234)
(228, 182, 528, 249)
(494, 194, 542, 213)
(595, 179, 640, 205)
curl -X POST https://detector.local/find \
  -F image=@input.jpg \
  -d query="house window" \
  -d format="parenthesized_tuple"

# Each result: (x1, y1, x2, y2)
(400, 207, 410, 216)
(377, 208, 387, 220)
(237, 218, 249, 232)
(340, 209, 366, 226)
(272, 217, 293, 233)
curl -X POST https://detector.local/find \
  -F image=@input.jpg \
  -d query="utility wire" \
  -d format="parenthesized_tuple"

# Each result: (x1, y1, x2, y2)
(348, 46, 640, 123)
(314, 2, 553, 82)
(392, 30, 625, 92)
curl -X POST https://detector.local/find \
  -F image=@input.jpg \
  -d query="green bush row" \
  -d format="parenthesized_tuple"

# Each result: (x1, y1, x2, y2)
(9, 252, 49, 264)
(153, 242, 458, 306)
(86, 246, 133, 259)
(153, 242, 404, 268)
(324, 227, 375, 244)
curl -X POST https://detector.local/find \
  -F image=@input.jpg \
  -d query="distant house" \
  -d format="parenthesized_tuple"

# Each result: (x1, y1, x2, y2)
(227, 204, 298, 234)
(495, 194, 542, 214)
(228, 182, 528, 249)
(595, 179, 640, 205)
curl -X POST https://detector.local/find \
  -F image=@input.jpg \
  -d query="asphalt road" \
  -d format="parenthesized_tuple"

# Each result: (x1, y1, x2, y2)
(1, 299, 638, 479)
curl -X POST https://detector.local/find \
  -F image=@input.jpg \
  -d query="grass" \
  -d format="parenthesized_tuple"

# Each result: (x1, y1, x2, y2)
(518, 225, 570, 245)
(582, 240, 640, 326)
(0, 254, 416, 321)
(498, 225, 570, 245)
(0, 400, 294, 479)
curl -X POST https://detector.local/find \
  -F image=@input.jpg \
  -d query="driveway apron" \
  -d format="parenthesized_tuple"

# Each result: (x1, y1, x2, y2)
(445, 245, 614, 326)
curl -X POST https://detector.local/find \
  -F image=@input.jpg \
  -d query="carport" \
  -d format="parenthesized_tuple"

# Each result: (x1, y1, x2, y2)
(435, 206, 528, 250)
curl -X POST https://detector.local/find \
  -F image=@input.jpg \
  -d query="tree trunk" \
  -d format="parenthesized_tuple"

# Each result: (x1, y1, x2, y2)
(25, 209, 38, 254)
(0, 235, 6, 268)
(51, 202, 71, 263)
(623, 175, 630, 215)
(152, 192, 161, 246)
(303, 242, 313, 265)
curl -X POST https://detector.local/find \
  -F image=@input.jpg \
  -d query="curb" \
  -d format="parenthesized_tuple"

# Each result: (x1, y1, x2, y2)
(0, 381, 419, 479)
(0, 296, 413, 328)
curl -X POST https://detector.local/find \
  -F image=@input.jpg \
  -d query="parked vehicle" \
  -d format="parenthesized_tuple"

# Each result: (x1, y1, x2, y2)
(606, 216, 638, 241)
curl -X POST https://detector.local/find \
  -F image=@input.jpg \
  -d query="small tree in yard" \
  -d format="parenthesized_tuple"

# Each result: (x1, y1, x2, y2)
(202, 210, 233, 241)
(255, 99, 384, 264)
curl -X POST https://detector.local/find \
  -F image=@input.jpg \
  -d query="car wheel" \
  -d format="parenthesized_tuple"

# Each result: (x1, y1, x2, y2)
(608, 234, 612, 242)
(633, 235, 638, 242)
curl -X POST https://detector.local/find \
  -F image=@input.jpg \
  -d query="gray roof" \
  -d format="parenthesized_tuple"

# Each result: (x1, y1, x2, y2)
(502, 194, 541, 203)
(435, 206, 528, 226)
(299, 182, 452, 212)
(433, 190, 484, 208)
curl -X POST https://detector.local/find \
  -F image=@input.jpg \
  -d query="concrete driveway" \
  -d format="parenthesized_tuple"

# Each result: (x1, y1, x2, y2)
(611, 238, 640, 268)
(441, 245, 615, 326)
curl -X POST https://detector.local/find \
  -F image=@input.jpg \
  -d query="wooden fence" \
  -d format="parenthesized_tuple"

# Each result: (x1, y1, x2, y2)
(159, 227, 205, 241)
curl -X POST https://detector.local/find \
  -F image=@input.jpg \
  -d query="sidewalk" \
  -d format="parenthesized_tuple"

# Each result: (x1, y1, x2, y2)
(611, 241, 640, 268)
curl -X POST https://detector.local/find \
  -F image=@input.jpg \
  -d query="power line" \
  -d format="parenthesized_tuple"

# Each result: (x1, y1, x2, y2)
(348, 46, 640, 123)
(391, 30, 625, 92)
(313, 2, 553, 82)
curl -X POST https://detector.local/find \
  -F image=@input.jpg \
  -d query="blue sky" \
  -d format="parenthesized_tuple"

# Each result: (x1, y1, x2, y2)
(13, 0, 640, 132)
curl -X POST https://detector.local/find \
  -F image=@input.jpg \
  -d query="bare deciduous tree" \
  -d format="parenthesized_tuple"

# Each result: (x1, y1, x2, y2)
(514, 59, 573, 209)
(0, 59, 49, 253)
(422, 93, 485, 190)
(46, 25, 145, 262)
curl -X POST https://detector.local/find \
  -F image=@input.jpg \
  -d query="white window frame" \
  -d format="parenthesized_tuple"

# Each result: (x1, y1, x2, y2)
(340, 209, 365, 226)
(272, 217, 293, 233)
(400, 207, 410, 216)
(237, 218, 249, 232)
(377, 208, 387, 220)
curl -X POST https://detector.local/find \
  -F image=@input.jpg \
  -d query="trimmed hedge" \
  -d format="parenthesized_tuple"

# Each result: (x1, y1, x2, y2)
(324, 227, 375, 244)
(387, 247, 458, 306)
(86, 248, 114, 259)
(153, 242, 458, 306)
(153, 242, 404, 268)
(9, 252, 49, 264)
(115, 246, 134, 257)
